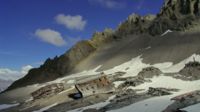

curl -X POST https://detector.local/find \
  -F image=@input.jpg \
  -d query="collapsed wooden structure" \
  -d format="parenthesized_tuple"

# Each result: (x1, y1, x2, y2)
(31, 83, 64, 100)
(74, 75, 115, 98)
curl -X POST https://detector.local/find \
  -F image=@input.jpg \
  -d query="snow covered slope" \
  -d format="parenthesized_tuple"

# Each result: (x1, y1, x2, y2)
(1, 54, 200, 112)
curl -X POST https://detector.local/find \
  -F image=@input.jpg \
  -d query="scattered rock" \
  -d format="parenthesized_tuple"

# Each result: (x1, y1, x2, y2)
(116, 67, 162, 89)
(116, 14, 155, 36)
(147, 87, 178, 96)
(163, 90, 200, 112)
(138, 66, 162, 79)
(118, 77, 148, 89)
(101, 87, 178, 111)
(178, 61, 200, 80)
(90, 28, 115, 47)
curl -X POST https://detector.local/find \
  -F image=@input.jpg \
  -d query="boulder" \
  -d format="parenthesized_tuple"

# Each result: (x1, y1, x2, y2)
(138, 66, 162, 79)
(178, 61, 200, 80)
(148, 87, 172, 96)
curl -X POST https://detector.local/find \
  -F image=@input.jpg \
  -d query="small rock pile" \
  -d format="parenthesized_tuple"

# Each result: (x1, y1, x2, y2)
(138, 66, 162, 79)
(147, 87, 178, 96)
(118, 77, 148, 89)
(178, 61, 200, 80)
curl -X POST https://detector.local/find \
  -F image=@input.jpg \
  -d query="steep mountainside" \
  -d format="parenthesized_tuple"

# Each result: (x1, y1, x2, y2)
(5, 0, 200, 92)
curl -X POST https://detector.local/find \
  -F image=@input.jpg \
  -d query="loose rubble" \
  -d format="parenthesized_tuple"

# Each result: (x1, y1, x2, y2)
(178, 61, 200, 81)
(163, 90, 200, 112)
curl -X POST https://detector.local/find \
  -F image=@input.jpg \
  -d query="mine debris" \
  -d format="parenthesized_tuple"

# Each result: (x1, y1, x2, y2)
(163, 90, 200, 112)
(31, 83, 64, 100)
(70, 75, 115, 99)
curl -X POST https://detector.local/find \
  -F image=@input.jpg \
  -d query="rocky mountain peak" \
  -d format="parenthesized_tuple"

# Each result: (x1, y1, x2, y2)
(116, 13, 155, 36)
(143, 14, 156, 21)
(90, 28, 114, 47)
(149, 0, 200, 35)
(160, 0, 200, 18)
(127, 13, 140, 23)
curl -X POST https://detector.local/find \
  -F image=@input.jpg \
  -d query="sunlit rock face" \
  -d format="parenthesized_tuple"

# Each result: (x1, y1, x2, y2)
(149, 0, 200, 35)
(116, 14, 156, 36)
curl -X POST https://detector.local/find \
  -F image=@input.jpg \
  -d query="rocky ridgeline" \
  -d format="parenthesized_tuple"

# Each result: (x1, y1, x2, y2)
(6, 41, 96, 91)
(116, 14, 156, 36)
(90, 28, 115, 47)
(117, 0, 200, 36)
(5, 0, 200, 91)
(149, 0, 200, 35)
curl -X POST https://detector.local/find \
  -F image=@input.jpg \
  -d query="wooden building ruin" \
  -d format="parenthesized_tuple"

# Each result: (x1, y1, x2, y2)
(31, 83, 64, 100)
(72, 75, 115, 98)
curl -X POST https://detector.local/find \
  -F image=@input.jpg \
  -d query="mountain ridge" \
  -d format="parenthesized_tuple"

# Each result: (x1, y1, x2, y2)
(5, 0, 200, 92)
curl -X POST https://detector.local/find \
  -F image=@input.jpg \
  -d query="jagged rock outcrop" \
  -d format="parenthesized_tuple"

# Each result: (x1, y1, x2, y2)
(162, 0, 200, 16)
(116, 14, 156, 36)
(115, 0, 200, 36)
(6, 40, 96, 91)
(90, 28, 116, 47)
(149, 0, 200, 35)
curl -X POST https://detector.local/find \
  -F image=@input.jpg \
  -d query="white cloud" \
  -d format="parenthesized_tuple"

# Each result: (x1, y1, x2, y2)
(21, 65, 33, 75)
(35, 29, 66, 46)
(55, 14, 87, 30)
(0, 65, 33, 81)
(88, 0, 126, 9)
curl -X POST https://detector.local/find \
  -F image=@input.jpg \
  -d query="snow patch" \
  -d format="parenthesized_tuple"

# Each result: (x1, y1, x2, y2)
(38, 54, 200, 87)
(108, 95, 174, 112)
(145, 46, 151, 50)
(33, 103, 58, 112)
(69, 95, 116, 112)
(160, 54, 200, 73)
(130, 75, 200, 92)
(67, 80, 76, 84)
(183, 103, 200, 112)
(104, 56, 149, 78)
(111, 75, 200, 112)
(161, 29, 172, 36)
(0, 103, 19, 110)
(113, 81, 125, 88)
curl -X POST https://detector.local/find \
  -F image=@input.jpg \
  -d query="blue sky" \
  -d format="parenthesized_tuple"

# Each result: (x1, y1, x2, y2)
(0, 0, 164, 72)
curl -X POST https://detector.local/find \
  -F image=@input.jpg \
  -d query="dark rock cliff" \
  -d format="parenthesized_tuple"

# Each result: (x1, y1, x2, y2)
(6, 40, 96, 91)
